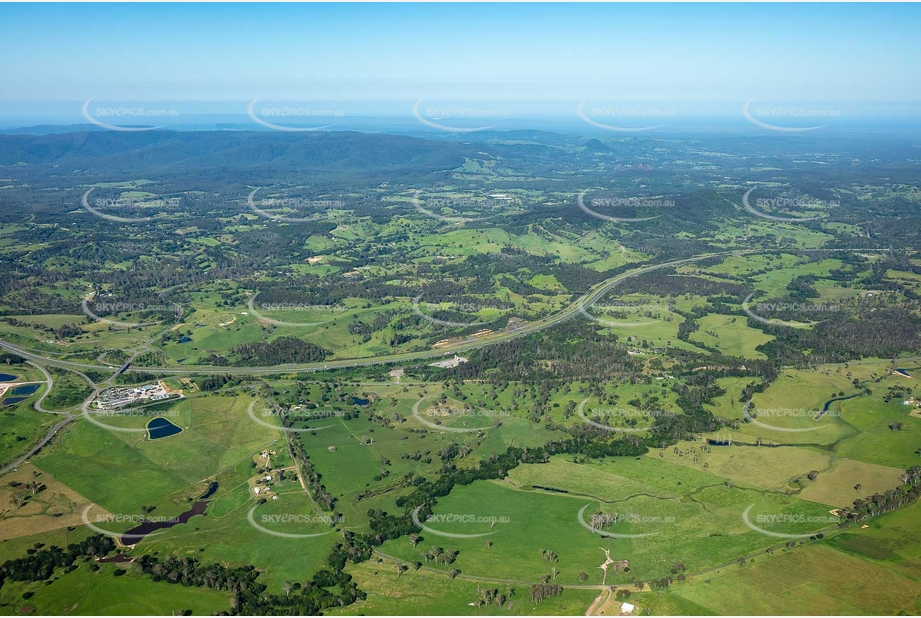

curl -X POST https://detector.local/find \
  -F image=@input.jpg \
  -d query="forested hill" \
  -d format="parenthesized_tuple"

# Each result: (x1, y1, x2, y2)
(0, 130, 473, 177)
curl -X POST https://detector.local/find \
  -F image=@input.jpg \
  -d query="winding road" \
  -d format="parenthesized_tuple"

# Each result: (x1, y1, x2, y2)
(0, 246, 897, 478)
(0, 249, 765, 378)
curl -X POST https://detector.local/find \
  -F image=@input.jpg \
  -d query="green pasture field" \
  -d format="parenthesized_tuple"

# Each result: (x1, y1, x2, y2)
(828, 499, 921, 579)
(703, 377, 752, 421)
(0, 313, 167, 358)
(688, 313, 774, 359)
(330, 559, 600, 616)
(715, 363, 897, 446)
(652, 440, 904, 507)
(146, 482, 339, 594)
(0, 402, 56, 468)
(645, 542, 921, 615)
(34, 394, 277, 514)
(0, 563, 232, 616)
(379, 464, 832, 586)
(834, 396, 921, 469)
(42, 367, 93, 411)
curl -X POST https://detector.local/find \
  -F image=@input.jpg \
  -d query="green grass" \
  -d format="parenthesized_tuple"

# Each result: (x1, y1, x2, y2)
(0, 562, 231, 615)
(654, 543, 921, 615)
(379, 464, 830, 586)
(689, 314, 774, 359)
(329, 559, 599, 616)
(35, 394, 277, 514)
(0, 401, 56, 468)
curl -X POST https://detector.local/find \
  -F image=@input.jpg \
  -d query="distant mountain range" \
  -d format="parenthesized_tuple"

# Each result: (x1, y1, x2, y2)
(0, 130, 472, 176)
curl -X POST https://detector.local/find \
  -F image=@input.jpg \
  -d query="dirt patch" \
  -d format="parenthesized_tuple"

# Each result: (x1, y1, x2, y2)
(0, 464, 108, 541)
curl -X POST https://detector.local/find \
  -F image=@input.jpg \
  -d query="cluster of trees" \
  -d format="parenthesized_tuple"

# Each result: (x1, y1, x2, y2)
(419, 545, 458, 565)
(529, 583, 563, 603)
(475, 585, 513, 609)
(288, 436, 336, 511)
(137, 555, 364, 615)
(760, 308, 921, 366)
(838, 467, 921, 525)
(360, 436, 646, 549)
(231, 337, 331, 366)
(0, 535, 115, 588)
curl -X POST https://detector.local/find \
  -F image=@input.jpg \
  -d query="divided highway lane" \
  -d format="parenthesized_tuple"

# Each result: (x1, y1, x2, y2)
(0, 247, 903, 479)
(0, 250, 761, 376)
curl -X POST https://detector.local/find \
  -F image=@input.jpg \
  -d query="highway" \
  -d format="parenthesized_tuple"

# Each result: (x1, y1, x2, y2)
(0, 249, 762, 377)
(0, 246, 902, 478)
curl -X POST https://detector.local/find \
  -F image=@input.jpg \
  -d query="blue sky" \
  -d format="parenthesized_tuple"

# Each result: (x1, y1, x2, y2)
(1, 3, 919, 114)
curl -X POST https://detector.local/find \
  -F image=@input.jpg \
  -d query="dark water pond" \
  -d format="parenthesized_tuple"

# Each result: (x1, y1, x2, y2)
(822, 393, 861, 412)
(0, 374, 18, 382)
(147, 417, 182, 440)
(178, 336, 192, 343)
(198, 481, 219, 500)
(352, 397, 370, 406)
(97, 553, 135, 564)
(121, 501, 208, 545)
(2, 397, 27, 406)
(11, 384, 39, 396)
